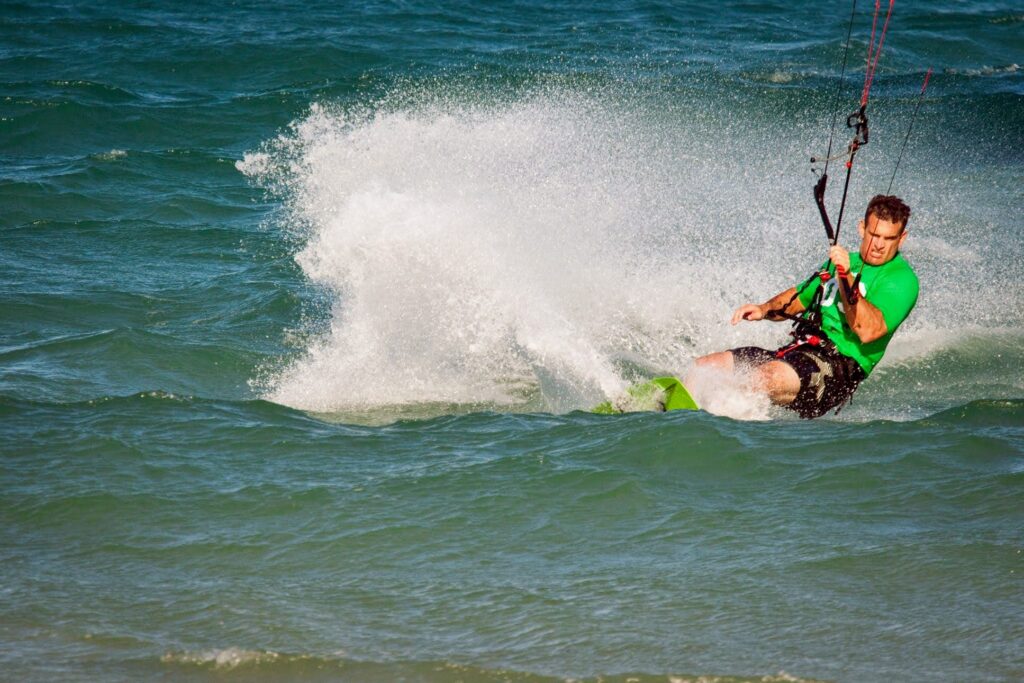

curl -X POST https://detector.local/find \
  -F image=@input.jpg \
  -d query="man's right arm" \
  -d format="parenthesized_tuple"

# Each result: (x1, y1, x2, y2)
(731, 287, 806, 325)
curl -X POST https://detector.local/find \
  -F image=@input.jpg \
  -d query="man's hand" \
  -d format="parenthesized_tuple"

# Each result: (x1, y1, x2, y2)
(732, 287, 803, 325)
(731, 303, 765, 325)
(830, 245, 851, 274)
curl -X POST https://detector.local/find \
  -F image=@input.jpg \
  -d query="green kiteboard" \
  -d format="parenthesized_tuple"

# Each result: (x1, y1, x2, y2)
(592, 376, 699, 414)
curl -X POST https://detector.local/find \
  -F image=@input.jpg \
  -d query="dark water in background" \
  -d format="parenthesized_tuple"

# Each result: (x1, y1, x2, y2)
(2, 1, 1022, 681)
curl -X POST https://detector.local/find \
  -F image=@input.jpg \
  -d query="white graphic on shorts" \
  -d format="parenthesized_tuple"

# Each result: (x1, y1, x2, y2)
(803, 351, 833, 402)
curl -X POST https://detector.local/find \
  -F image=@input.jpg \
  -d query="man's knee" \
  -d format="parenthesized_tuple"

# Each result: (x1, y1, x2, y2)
(753, 360, 800, 405)
(695, 350, 735, 372)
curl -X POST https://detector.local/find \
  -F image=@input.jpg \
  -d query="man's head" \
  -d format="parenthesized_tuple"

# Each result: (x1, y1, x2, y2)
(857, 194, 911, 266)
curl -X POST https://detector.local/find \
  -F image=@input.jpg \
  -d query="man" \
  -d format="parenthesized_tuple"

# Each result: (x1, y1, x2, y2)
(693, 195, 919, 418)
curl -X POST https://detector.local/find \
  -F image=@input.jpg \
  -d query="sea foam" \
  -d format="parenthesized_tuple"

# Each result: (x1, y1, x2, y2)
(241, 85, 1018, 418)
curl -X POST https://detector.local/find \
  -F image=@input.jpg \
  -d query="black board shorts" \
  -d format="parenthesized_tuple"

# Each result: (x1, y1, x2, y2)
(731, 341, 867, 419)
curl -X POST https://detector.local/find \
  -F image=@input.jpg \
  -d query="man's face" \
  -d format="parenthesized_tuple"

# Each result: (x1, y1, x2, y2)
(857, 213, 907, 266)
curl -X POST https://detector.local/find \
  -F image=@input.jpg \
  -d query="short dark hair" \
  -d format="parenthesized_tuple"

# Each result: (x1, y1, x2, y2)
(865, 195, 911, 231)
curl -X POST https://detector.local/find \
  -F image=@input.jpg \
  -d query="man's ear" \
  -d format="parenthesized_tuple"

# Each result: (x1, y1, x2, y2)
(898, 227, 908, 250)
(857, 219, 866, 239)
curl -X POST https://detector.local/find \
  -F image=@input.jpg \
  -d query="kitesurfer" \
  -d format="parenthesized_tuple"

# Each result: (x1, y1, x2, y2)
(693, 194, 918, 418)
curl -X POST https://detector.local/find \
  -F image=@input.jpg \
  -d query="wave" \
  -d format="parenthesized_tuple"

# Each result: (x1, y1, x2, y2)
(157, 648, 823, 682)
(946, 63, 1021, 77)
(3, 381, 1022, 436)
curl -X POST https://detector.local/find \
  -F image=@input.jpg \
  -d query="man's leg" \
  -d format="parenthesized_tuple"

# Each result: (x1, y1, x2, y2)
(751, 360, 801, 406)
(691, 351, 801, 407)
(693, 350, 735, 372)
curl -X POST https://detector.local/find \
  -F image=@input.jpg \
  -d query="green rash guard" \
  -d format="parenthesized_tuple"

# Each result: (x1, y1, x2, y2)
(796, 252, 919, 375)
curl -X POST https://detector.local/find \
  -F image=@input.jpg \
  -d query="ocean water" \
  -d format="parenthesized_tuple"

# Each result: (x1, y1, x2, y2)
(2, 1, 1022, 681)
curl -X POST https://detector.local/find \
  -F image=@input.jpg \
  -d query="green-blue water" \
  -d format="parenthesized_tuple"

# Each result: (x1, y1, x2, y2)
(2, 2, 1022, 681)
